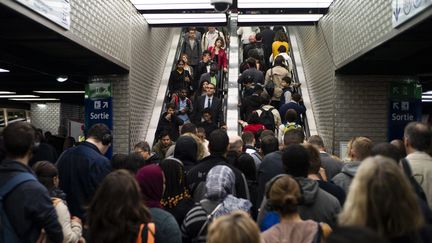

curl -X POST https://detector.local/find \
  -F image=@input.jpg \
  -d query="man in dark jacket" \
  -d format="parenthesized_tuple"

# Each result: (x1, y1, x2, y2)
(56, 123, 112, 219)
(134, 141, 160, 165)
(186, 129, 250, 201)
(0, 122, 63, 242)
(257, 144, 341, 229)
(181, 29, 202, 72)
(307, 135, 343, 179)
(156, 103, 184, 142)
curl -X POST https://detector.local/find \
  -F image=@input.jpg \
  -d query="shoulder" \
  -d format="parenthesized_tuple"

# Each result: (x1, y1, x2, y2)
(150, 208, 177, 224)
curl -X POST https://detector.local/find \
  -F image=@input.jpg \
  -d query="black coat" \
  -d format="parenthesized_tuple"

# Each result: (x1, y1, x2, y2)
(156, 112, 184, 141)
(168, 69, 192, 94)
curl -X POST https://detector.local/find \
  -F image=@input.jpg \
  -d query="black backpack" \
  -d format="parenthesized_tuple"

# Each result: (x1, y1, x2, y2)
(1, 173, 37, 243)
(259, 108, 276, 132)
(401, 158, 428, 204)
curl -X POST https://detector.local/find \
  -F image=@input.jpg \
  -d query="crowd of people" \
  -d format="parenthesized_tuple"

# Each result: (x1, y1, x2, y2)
(1, 120, 432, 243)
(1, 25, 432, 243)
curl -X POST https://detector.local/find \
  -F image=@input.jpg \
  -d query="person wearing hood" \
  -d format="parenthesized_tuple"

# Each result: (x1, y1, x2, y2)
(181, 165, 252, 243)
(258, 144, 341, 230)
(331, 137, 373, 194)
(135, 164, 182, 243)
(160, 158, 195, 226)
(174, 135, 198, 172)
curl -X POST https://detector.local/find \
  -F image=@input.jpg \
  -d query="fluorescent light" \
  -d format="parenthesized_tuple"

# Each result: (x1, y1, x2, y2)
(57, 75, 68, 82)
(0, 91, 16, 94)
(423, 91, 432, 95)
(422, 95, 432, 98)
(238, 14, 324, 23)
(37, 104, 47, 108)
(34, 91, 85, 94)
(9, 98, 59, 101)
(0, 95, 39, 98)
(422, 100, 432, 102)
(238, 0, 334, 8)
(143, 13, 227, 25)
(0, 68, 9, 72)
(132, 0, 213, 10)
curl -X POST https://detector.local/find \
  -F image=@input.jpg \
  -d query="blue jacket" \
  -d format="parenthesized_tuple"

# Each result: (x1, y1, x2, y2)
(56, 141, 111, 219)
(0, 159, 63, 242)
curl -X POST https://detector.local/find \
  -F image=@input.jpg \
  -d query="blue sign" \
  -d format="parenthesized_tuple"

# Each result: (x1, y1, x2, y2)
(388, 81, 422, 141)
(85, 82, 113, 158)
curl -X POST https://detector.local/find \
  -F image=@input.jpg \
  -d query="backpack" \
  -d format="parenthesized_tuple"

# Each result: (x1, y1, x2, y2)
(192, 199, 223, 243)
(283, 122, 302, 134)
(259, 108, 276, 132)
(401, 158, 428, 204)
(0, 173, 37, 243)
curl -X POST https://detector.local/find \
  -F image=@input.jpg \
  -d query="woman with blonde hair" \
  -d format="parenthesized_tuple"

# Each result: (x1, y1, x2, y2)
(339, 156, 431, 242)
(261, 175, 331, 243)
(207, 211, 261, 243)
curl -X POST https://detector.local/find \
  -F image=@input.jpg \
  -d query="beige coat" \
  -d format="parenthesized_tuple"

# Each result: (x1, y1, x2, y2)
(407, 151, 432, 209)
(264, 66, 290, 101)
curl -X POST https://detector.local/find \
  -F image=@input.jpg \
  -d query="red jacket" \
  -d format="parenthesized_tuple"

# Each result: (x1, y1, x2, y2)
(208, 46, 228, 70)
(243, 123, 266, 135)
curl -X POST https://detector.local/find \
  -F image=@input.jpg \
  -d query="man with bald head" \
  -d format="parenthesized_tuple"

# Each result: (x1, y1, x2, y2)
(404, 122, 432, 208)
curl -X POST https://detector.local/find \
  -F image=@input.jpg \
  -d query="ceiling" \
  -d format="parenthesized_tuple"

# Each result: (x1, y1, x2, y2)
(133, 0, 333, 26)
(0, 4, 128, 106)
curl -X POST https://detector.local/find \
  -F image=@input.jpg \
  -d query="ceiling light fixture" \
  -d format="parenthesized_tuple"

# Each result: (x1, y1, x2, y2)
(9, 98, 59, 101)
(132, 0, 213, 10)
(0, 68, 10, 72)
(0, 95, 39, 98)
(56, 75, 68, 82)
(237, 0, 334, 9)
(37, 104, 47, 108)
(143, 13, 227, 25)
(34, 91, 85, 94)
(0, 91, 16, 94)
(238, 14, 324, 23)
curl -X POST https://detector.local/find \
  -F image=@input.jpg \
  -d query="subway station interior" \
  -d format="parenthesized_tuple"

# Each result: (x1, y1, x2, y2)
(1, 0, 432, 157)
(3, 1, 432, 242)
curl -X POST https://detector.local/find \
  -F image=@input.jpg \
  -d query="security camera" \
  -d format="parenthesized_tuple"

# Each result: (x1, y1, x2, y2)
(210, 0, 232, 12)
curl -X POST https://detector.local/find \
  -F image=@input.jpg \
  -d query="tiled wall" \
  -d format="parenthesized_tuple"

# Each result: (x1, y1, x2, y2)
(30, 103, 60, 134)
(10, 0, 175, 154)
(292, 0, 421, 155)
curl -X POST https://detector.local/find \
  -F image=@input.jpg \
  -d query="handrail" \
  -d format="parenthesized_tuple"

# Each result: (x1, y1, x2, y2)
(226, 13, 241, 137)
(146, 28, 183, 147)
(287, 27, 318, 138)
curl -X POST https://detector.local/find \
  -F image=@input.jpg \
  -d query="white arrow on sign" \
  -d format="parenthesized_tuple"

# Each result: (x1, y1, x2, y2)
(393, 102, 400, 110)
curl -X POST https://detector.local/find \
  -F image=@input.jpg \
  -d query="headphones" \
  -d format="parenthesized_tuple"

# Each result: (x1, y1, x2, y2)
(264, 174, 305, 211)
(101, 132, 113, 146)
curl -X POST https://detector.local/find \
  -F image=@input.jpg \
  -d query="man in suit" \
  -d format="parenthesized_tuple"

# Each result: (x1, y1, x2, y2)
(192, 82, 225, 128)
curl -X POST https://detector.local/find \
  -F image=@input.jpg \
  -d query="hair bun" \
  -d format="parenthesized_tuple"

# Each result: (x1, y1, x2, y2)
(283, 194, 298, 206)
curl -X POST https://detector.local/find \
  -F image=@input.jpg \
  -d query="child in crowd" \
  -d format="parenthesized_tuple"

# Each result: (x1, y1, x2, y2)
(32, 161, 84, 243)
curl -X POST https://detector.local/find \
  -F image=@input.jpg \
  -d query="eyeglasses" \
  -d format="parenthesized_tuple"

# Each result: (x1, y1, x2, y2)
(207, 87, 215, 90)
